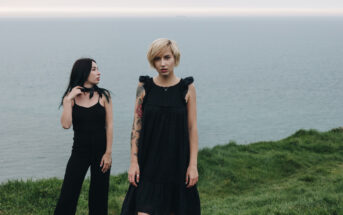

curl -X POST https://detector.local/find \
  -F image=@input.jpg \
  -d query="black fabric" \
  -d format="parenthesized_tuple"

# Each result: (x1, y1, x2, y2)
(72, 95, 106, 133)
(80, 85, 111, 103)
(121, 76, 201, 215)
(80, 85, 100, 99)
(54, 94, 110, 215)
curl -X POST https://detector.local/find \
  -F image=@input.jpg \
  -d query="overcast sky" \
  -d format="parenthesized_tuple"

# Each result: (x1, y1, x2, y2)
(1, 0, 343, 16)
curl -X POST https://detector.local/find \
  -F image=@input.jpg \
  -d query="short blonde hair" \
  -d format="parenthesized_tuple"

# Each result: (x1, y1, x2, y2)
(147, 38, 181, 68)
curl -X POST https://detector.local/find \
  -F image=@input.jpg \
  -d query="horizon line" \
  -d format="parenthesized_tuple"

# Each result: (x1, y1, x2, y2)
(1, 7, 343, 17)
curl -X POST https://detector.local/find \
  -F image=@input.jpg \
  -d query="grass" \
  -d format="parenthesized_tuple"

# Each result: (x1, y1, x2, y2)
(1, 128, 343, 215)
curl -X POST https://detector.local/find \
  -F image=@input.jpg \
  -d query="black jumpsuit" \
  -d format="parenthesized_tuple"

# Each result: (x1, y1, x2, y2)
(54, 95, 110, 215)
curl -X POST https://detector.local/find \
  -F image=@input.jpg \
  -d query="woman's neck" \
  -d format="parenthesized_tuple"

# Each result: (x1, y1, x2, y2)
(83, 82, 94, 89)
(156, 73, 177, 85)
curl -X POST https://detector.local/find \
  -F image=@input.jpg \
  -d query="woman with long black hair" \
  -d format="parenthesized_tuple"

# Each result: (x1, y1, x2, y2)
(54, 58, 113, 215)
(121, 38, 201, 215)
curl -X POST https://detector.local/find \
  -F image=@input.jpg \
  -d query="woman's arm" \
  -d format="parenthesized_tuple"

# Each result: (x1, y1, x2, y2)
(104, 96, 113, 154)
(185, 83, 199, 188)
(60, 86, 82, 129)
(128, 82, 145, 187)
(100, 95, 113, 173)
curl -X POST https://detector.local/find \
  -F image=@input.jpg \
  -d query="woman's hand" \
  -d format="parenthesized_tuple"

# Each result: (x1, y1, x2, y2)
(186, 165, 199, 188)
(66, 86, 83, 101)
(100, 152, 112, 173)
(128, 162, 140, 187)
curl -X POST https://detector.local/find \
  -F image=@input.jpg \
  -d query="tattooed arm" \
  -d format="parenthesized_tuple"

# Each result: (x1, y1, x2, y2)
(128, 82, 145, 187)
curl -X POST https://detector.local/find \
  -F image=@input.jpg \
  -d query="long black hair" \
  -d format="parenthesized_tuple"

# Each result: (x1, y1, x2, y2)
(60, 58, 110, 107)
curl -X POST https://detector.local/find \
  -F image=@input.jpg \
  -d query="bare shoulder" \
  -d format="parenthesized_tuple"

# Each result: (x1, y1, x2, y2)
(187, 83, 196, 96)
(185, 83, 196, 103)
(101, 93, 112, 108)
(136, 82, 146, 99)
(188, 83, 196, 91)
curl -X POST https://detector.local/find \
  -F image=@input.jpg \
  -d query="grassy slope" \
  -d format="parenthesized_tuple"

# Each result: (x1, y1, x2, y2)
(1, 128, 343, 215)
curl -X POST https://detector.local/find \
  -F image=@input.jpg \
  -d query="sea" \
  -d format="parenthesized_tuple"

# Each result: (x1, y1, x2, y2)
(0, 17, 342, 183)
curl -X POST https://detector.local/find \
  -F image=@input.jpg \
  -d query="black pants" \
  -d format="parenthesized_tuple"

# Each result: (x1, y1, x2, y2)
(54, 147, 110, 215)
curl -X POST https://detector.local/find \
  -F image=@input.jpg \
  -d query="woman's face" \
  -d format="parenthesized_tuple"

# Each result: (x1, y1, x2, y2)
(153, 47, 175, 76)
(86, 61, 100, 85)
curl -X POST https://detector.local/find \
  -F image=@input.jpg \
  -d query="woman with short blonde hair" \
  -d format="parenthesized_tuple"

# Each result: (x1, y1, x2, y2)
(146, 38, 181, 68)
(121, 38, 201, 215)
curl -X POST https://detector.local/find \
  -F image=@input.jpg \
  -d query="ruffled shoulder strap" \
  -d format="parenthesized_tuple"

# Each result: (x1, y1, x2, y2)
(180, 76, 194, 103)
(139, 75, 153, 95)
(183, 76, 194, 86)
(138, 76, 153, 110)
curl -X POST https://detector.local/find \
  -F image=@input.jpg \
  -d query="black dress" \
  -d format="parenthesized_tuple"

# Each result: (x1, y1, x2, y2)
(120, 76, 201, 215)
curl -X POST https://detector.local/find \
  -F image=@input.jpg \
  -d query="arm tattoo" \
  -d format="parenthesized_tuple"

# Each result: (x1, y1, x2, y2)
(134, 97, 143, 148)
(136, 85, 144, 98)
(131, 86, 144, 149)
(130, 130, 136, 147)
(136, 97, 143, 119)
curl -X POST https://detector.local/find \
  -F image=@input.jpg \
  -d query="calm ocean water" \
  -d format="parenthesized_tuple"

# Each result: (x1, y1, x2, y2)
(0, 17, 342, 183)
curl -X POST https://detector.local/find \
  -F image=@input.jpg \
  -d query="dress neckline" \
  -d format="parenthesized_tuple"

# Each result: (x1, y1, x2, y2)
(74, 101, 104, 109)
(152, 78, 182, 89)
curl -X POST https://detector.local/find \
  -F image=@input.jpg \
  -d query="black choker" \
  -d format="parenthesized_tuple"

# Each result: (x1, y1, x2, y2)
(81, 85, 98, 99)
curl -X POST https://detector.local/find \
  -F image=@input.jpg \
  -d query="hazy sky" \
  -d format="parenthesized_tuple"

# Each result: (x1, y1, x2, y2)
(1, 0, 343, 8)
(1, 0, 343, 16)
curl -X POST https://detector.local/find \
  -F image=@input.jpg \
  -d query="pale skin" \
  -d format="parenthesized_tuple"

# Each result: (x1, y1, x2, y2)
(127, 47, 199, 215)
(60, 61, 113, 173)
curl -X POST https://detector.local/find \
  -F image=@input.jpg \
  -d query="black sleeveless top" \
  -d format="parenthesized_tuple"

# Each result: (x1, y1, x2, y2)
(72, 97, 106, 133)
(71, 95, 107, 153)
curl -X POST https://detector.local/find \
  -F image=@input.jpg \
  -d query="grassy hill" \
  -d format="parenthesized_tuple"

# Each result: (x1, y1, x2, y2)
(1, 128, 343, 215)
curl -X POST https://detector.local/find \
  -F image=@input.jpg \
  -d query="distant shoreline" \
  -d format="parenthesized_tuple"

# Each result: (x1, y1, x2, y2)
(1, 8, 343, 18)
